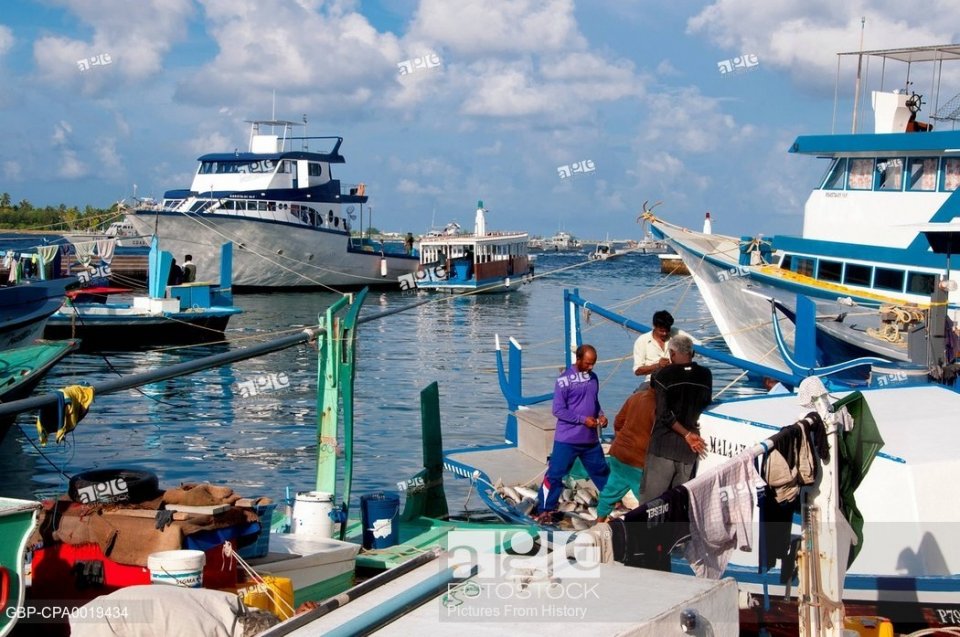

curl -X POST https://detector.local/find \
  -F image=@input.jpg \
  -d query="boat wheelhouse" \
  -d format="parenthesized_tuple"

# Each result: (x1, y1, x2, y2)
(412, 201, 532, 294)
(124, 119, 419, 289)
(652, 44, 960, 375)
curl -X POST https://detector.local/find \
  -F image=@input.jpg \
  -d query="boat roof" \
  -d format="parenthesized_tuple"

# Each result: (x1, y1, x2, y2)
(837, 44, 960, 63)
(419, 232, 528, 245)
(198, 150, 345, 164)
(789, 130, 960, 156)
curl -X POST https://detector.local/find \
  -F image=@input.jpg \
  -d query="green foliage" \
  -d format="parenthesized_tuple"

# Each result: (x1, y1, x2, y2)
(0, 192, 118, 231)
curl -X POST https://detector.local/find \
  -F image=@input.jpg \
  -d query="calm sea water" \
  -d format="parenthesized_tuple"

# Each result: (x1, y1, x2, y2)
(0, 252, 760, 510)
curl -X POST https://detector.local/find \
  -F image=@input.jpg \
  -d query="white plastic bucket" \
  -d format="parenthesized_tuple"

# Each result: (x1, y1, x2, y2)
(293, 491, 334, 539)
(147, 549, 205, 588)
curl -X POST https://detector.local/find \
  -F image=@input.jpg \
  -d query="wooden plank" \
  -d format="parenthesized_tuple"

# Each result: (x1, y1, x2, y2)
(164, 503, 231, 515)
(102, 509, 193, 521)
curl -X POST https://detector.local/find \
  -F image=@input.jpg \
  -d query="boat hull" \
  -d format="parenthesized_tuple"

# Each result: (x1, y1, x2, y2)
(44, 311, 238, 348)
(124, 211, 419, 289)
(0, 280, 73, 350)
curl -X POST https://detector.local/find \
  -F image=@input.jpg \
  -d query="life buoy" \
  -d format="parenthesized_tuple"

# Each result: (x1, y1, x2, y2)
(68, 469, 160, 504)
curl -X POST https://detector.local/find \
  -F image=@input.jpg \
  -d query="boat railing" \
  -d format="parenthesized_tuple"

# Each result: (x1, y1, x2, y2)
(341, 182, 366, 197)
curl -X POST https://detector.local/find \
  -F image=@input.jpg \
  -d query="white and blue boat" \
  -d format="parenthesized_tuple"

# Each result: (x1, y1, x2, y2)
(652, 44, 960, 375)
(413, 201, 532, 294)
(124, 119, 419, 289)
(44, 239, 241, 347)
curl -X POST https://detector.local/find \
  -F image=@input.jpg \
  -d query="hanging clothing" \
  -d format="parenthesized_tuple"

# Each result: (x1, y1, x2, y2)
(37, 385, 96, 445)
(683, 451, 764, 579)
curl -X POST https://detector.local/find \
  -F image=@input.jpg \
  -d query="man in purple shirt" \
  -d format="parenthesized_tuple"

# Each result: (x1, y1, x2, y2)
(536, 344, 610, 524)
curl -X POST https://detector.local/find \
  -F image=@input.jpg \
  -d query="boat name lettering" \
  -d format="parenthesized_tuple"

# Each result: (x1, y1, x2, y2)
(937, 608, 960, 624)
(824, 192, 847, 198)
(76, 478, 129, 504)
(708, 436, 748, 459)
(716, 265, 750, 282)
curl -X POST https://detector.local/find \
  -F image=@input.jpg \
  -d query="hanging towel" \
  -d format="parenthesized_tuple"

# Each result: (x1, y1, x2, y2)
(95, 238, 117, 264)
(36, 386, 95, 445)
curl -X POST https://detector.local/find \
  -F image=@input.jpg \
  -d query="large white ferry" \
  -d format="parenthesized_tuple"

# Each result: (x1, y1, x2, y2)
(124, 120, 419, 289)
(652, 44, 960, 375)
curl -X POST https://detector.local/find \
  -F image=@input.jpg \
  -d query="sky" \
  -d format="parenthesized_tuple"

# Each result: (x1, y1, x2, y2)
(1, 0, 959, 240)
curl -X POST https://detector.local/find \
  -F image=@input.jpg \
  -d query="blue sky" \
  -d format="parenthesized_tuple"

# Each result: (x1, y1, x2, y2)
(0, 0, 957, 239)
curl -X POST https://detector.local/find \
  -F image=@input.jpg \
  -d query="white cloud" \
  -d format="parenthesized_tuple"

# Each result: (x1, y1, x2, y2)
(59, 150, 88, 179)
(33, 0, 193, 92)
(95, 137, 122, 171)
(396, 178, 442, 195)
(3, 160, 22, 181)
(408, 0, 584, 56)
(0, 25, 13, 58)
(52, 120, 73, 146)
(644, 88, 751, 153)
(688, 1, 957, 92)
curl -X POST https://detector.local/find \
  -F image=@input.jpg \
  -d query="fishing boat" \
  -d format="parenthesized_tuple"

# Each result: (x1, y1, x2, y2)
(43, 239, 241, 347)
(650, 44, 960, 374)
(0, 245, 74, 349)
(411, 201, 532, 294)
(589, 237, 626, 261)
(123, 119, 419, 289)
(0, 339, 79, 439)
(443, 288, 960, 634)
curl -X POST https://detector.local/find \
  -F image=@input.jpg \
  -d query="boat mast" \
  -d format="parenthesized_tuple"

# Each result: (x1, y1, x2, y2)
(851, 17, 866, 133)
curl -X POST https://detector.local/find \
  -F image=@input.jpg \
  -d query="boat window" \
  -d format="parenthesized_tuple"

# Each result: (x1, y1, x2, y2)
(223, 200, 234, 210)
(843, 263, 872, 286)
(908, 157, 939, 191)
(794, 256, 815, 277)
(258, 201, 268, 211)
(822, 158, 847, 190)
(189, 200, 207, 212)
(907, 272, 936, 294)
(848, 158, 873, 190)
(875, 158, 903, 191)
(873, 267, 905, 292)
(309, 163, 323, 177)
(943, 158, 960, 191)
(818, 259, 842, 282)
(268, 201, 276, 211)
(780, 254, 792, 271)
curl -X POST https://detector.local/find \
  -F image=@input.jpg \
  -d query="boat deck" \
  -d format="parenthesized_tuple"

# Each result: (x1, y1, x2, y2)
(445, 446, 545, 488)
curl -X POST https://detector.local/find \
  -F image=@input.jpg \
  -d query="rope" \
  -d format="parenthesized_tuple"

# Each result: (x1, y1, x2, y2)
(224, 541, 297, 618)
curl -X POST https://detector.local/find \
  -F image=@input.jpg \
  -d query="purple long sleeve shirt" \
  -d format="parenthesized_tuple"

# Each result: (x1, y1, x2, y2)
(552, 364, 604, 444)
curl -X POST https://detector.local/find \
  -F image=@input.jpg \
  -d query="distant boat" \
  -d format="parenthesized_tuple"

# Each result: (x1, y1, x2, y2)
(541, 230, 582, 252)
(124, 119, 419, 289)
(411, 201, 532, 294)
(634, 231, 669, 254)
(44, 240, 241, 347)
(589, 238, 626, 261)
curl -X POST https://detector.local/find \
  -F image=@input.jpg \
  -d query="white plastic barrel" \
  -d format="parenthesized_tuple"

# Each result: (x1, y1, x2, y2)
(293, 490, 334, 538)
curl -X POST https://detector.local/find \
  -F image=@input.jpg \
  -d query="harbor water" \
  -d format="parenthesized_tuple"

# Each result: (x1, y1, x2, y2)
(0, 252, 761, 510)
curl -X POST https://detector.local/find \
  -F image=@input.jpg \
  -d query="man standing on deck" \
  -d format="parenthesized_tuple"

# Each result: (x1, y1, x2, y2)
(640, 334, 712, 503)
(182, 255, 197, 283)
(536, 344, 610, 525)
(633, 310, 679, 388)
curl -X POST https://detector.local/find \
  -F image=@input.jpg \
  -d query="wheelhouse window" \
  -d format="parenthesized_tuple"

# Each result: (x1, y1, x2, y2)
(943, 158, 960, 191)
(822, 158, 847, 190)
(873, 267, 905, 292)
(907, 271, 936, 295)
(794, 256, 815, 277)
(875, 158, 904, 191)
(908, 157, 939, 191)
(843, 263, 872, 286)
(308, 163, 323, 177)
(818, 260, 842, 282)
(848, 159, 874, 190)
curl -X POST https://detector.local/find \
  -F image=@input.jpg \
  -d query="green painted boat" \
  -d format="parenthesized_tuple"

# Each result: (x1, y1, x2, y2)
(0, 339, 79, 439)
(0, 498, 41, 637)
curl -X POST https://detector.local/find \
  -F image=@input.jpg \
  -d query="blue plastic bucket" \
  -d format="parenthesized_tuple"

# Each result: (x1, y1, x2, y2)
(359, 492, 400, 550)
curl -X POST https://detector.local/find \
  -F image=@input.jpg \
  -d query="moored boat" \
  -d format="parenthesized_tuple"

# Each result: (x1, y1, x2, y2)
(651, 44, 960, 374)
(411, 201, 532, 294)
(123, 119, 419, 289)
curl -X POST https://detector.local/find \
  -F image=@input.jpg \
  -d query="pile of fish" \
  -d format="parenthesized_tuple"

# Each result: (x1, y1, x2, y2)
(493, 476, 639, 529)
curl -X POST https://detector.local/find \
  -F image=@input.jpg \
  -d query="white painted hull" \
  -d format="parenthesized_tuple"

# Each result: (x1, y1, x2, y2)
(124, 212, 419, 288)
(653, 226, 796, 373)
